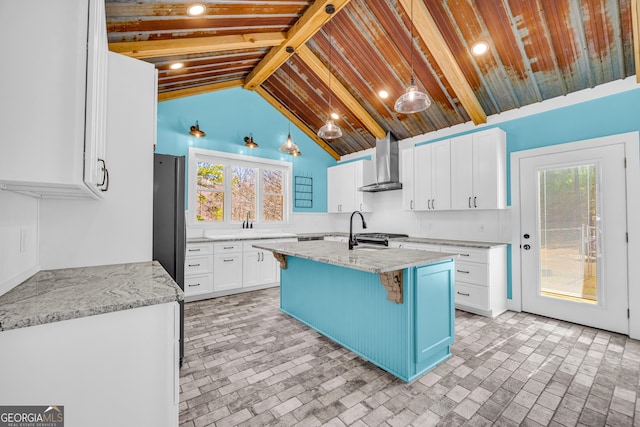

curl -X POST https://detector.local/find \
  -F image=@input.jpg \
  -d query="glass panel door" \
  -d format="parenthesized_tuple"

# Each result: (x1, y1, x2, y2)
(538, 164, 599, 303)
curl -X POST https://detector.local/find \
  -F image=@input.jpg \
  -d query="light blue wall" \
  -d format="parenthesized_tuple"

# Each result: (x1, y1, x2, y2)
(156, 87, 337, 212)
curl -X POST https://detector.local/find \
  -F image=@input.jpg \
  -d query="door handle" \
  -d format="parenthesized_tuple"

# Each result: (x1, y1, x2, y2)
(188, 283, 200, 287)
(523, 244, 531, 250)
(457, 291, 470, 296)
(456, 269, 470, 274)
(468, 197, 472, 208)
(432, 199, 435, 210)
(523, 234, 530, 239)
(188, 263, 200, 267)
(473, 196, 477, 208)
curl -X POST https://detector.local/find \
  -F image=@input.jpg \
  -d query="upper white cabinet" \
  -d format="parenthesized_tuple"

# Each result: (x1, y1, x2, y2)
(450, 128, 506, 210)
(401, 149, 415, 210)
(0, 0, 109, 198)
(413, 140, 451, 211)
(327, 160, 373, 213)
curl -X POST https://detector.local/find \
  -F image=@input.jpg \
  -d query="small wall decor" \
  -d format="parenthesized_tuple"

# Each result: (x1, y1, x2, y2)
(294, 175, 313, 208)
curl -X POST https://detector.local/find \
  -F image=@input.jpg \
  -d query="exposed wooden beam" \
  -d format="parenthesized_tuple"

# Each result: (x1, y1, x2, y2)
(109, 32, 286, 59)
(398, 0, 486, 125)
(297, 45, 386, 140)
(244, 0, 352, 91)
(633, 0, 640, 83)
(255, 86, 341, 160)
(158, 79, 244, 102)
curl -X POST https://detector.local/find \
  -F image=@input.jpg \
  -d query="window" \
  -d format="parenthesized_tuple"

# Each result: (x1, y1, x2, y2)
(189, 148, 291, 225)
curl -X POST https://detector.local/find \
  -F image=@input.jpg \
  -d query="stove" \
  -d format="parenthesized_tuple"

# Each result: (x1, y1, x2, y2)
(355, 232, 409, 246)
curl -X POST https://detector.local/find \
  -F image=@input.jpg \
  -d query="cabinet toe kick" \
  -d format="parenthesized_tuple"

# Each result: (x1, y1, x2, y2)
(379, 270, 403, 304)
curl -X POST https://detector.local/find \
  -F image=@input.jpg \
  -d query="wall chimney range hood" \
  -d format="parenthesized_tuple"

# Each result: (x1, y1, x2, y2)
(359, 132, 402, 192)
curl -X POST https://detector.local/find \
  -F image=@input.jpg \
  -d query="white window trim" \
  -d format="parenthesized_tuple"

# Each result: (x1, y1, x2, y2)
(188, 147, 292, 228)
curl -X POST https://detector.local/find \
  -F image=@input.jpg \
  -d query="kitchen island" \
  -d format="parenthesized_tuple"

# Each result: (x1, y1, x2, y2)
(252, 240, 456, 382)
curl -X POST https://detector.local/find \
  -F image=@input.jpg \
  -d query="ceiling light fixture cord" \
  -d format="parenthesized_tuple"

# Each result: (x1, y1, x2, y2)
(318, 17, 342, 140)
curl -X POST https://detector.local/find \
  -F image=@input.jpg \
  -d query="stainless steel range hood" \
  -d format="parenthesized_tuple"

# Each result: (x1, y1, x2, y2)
(359, 132, 402, 192)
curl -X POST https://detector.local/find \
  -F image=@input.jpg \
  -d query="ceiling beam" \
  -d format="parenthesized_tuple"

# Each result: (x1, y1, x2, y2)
(109, 32, 286, 59)
(296, 45, 386, 139)
(398, 0, 486, 125)
(633, 0, 640, 83)
(244, 0, 352, 91)
(158, 79, 244, 102)
(255, 86, 341, 160)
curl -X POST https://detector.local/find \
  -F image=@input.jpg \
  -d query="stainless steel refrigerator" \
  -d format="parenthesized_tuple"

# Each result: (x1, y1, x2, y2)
(153, 153, 185, 366)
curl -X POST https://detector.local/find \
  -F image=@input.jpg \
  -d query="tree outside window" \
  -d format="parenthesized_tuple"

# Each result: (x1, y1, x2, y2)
(263, 169, 284, 221)
(196, 162, 224, 221)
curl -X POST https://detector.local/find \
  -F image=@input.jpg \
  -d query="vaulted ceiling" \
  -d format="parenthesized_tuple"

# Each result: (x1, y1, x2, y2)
(106, 0, 640, 160)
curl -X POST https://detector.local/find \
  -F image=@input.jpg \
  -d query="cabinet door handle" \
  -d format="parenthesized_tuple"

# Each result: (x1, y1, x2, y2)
(188, 283, 201, 287)
(459, 253, 470, 257)
(456, 269, 470, 274)
(188, 248, 201, 252)
(223, 259, 234, 262)
(457, 291, 470, 296)
(223, 246, 234, 249)
(188, 263, 200, 267)
(97, 158, 106, 186)
(432, 199, 435, 210)
(410, 200, 414, 210)
(360, 203, 363, 211)
(474, 196, 477, 208)
(468, 196, 472, 208)
(427, 199, 431, 210)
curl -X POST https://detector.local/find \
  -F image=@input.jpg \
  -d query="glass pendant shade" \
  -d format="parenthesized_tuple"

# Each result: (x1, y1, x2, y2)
(394, 80, 431, 114)
(279, 133, 296, 153)
(317, 119, 342, 139)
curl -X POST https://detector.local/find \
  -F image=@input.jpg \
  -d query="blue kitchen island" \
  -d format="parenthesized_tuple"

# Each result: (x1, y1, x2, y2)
(252, 240, 456, 382)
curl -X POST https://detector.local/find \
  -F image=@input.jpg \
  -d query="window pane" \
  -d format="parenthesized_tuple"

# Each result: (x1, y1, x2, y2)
(197, 162, 224, 190)
(264, 195, 284, 221)
(231, 166, 256, 222)
(538, 164, 598, 303)
(196, 190, 224, 221)
(263, 169, 283, 194)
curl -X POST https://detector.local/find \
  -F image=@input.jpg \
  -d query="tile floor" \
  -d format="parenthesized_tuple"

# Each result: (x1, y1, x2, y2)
(179, 288, 640, 426)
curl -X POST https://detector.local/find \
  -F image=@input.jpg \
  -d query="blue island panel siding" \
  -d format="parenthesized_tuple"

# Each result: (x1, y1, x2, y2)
(155, 87, 337, 212)
(280, 256, 455, 382)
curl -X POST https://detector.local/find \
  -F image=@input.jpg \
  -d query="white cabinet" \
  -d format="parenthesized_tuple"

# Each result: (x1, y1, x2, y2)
(389, 241, 507, 317)
(213, 242, 243, 292)
(243, 241, 279, 288)
(0, 303, 179, 427)
(0, 0, 110, 198)
(448, 245, 507, 318)
(184, 243, 213, 299)
(327, 160, 373, 213)
(401, 149, 415, 210)
(413, 141, 451, 211)
(450, 128, 506, 210)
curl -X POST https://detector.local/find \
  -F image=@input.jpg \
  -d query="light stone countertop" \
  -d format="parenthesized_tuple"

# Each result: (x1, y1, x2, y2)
(187, 232, 505, 248)
(0, 261, 183, 331)
(252, 240, 456, 274)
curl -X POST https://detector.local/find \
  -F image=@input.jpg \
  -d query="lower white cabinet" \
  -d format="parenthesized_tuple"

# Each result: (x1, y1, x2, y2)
(0, 303, 179, 427)
(389, 241, 507, 317)
(185, 238, 296, 302)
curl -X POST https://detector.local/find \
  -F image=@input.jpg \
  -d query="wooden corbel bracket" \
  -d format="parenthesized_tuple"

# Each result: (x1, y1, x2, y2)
(272, 252, 287, 269)
(378, 270, 403, 304)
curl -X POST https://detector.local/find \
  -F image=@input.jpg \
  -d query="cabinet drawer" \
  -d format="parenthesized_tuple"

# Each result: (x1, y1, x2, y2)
(186, 243, 212, 256)
(454, 261, 487, 286)
(455, 282, 489, 311)
(185, 255, 212, 275)
(214, 242, 242, 253)
(446, 246, 488, 263)
(184, 273, 213, 296)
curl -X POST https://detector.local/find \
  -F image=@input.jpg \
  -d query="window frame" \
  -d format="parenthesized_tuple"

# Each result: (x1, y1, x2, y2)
(188, 147, 292, 227)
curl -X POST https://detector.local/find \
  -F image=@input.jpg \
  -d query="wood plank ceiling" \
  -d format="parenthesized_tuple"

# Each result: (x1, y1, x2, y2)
(106, 0, 638, 159)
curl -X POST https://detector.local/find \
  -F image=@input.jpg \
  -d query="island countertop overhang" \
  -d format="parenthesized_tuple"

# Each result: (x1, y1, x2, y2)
(252, 240, 456, 274)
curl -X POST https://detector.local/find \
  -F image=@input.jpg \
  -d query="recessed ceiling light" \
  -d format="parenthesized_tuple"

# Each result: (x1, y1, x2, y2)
(378, 90, 389, 99)
(187, 3, 206, 16)
(330, 112, 340, 120)
(170, 62, 184, 70)
(471, 42, 489, 56)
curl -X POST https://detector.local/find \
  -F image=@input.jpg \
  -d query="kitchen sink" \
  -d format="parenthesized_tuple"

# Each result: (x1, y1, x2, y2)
(353, 244, 389, 251)
(204, 229, 297, 239)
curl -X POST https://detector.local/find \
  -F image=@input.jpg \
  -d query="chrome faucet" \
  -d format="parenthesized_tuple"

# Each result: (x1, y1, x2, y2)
(349, 211, 367, 250)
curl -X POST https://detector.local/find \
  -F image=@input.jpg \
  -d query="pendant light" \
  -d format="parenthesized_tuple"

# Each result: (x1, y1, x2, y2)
(394, 0, 431, 114)
(189, 120, 206, 138)
(279, 56, 301, 156)
(317, 15, 342, 140)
